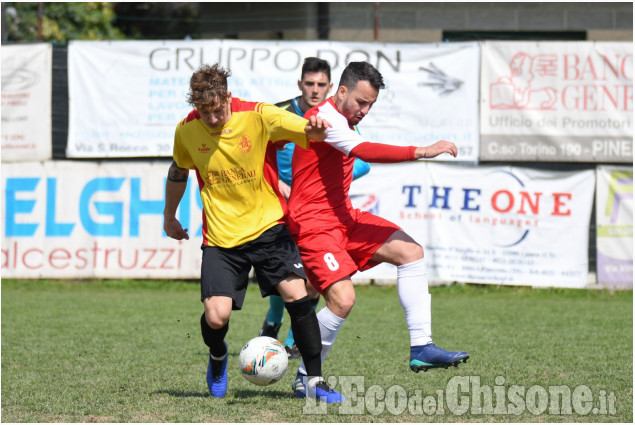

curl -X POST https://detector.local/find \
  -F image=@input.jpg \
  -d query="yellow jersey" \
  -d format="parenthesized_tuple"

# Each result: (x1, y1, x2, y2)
(173, 97, 309, 248)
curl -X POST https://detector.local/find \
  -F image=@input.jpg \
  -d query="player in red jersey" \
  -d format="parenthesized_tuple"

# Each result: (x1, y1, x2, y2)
(259, 57, 370, 360)
(286, 62, 469, 397)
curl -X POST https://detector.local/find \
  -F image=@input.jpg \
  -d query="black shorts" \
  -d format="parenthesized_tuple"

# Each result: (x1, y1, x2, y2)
(200, 224, 307, 310)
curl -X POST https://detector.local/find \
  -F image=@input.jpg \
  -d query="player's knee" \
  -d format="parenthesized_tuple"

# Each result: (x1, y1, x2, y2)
(203, 300, 231, 329)
(342, 294, 356, 314)
(206, 313, 229, 330)
(328, 292, 356, 318)
(306, 281, 320, 299)
(409, 243, 424, 262)
(397, 242, 423, 265)
(277, 274, 309, 303)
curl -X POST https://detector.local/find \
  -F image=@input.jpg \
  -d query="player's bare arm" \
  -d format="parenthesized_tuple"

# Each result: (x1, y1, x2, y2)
(163, 161, 190, 241)
(414, 140, 458, 159)
(304, 115, 332, 142)
(167, 161, 190, 182)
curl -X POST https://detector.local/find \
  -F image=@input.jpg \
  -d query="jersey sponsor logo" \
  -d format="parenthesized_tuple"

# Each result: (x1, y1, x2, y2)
(238, 135, 252, 154)
(210, 128, 232, 136)
(198, 143, 211, 153)
(206, 166, 257, 187)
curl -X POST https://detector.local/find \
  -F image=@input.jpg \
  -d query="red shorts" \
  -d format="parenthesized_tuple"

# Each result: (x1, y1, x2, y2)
(288, 209, 401, 295)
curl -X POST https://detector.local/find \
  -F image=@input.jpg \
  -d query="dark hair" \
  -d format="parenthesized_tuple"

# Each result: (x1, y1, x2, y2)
(338, 61, 385, 91)
(301, 57, 331, 82)
(187, 64, 231, 108)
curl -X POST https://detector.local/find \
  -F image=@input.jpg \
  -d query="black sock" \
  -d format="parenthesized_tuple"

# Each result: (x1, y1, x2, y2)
(200, 313, 228, 358)
(285, 296, 322, 377)
(310, 295, 320, 308)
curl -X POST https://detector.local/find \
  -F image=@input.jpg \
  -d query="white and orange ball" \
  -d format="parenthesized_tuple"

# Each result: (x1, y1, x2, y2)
(238, 336, 289, 386)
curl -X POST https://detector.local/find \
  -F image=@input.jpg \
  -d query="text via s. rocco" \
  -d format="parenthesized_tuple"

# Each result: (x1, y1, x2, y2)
(302, 375, 617, 417)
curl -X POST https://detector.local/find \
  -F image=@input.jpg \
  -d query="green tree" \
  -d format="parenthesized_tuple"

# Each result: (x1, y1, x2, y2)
(4, 2, 126, 43)
(113, 3, 201, 40)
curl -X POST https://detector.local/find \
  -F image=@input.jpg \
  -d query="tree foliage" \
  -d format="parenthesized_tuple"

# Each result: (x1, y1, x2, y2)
(4, 2, 126, 43)
(113, 3, 201, 40)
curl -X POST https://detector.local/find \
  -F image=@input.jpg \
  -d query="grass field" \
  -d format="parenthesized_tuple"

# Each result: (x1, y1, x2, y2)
(1, 279, 632, 423)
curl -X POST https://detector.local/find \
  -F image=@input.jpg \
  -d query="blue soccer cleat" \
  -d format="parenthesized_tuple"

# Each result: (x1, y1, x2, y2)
(207, 342, 228, 398)
(409, 342, 469, 372)
(292, 370, 307, 398)
(292, 371, 344, 403)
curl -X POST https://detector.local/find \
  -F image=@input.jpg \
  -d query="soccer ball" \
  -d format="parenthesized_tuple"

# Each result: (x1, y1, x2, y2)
(238, 336, 289, 386)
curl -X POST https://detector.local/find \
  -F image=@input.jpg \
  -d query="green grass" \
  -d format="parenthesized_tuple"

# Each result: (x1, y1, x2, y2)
(1, 280, 632, 423)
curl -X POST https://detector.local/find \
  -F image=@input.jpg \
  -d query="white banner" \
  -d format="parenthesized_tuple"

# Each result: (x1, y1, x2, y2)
(350, 162, 595, 288)
(480, 41, 633, 162)
(2, 160, 595, 286)
(1, 43, 52, 162)
(1, 161, 202, 279)
(67, 40, 480, 161)
(595, 165, 633, 288)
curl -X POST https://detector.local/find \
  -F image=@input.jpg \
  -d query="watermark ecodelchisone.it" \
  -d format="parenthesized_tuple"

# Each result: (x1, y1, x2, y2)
(303, 375, 617, 416)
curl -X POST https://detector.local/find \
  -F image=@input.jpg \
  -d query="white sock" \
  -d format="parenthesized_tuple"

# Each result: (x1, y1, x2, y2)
(298, 307, 346, 375)
(307, 376, 321, 389)
(397, 258, 432, 347)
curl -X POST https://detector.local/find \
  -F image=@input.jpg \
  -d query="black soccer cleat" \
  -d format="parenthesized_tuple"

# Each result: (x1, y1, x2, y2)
(285, 344, 301, 359)
(259, 318, 281, 339)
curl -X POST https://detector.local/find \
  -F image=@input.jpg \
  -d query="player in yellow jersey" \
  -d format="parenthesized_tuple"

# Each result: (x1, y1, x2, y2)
(163, 64, 343, 403)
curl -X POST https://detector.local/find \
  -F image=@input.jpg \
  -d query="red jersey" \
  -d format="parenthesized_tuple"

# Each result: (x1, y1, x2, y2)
(288, 98, 361, 231)
(288, 97, 416, 234)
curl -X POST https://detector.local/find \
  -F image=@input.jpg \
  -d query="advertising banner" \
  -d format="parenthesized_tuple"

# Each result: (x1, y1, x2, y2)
(67, 40, 480, 161)
(595, 165, 633, 288)
(2, 161, 594, 285)
(1, 161, 202, 279)
(350, 162, 595, 288)
(480, 41, 632, 162)
(1, 43, 53, 162)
